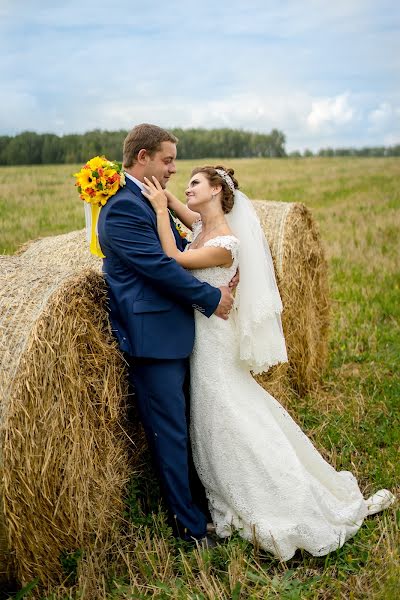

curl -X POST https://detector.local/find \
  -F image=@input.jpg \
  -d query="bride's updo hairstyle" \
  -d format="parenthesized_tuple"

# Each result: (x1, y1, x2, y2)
(191, 165, 239, 214)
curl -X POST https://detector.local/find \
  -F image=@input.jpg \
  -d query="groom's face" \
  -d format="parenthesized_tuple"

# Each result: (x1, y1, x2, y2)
(144, 141, 177, 188)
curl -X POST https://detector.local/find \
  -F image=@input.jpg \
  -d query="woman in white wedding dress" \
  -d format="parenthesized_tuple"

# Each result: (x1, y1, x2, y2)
(142, 166, 395, 560)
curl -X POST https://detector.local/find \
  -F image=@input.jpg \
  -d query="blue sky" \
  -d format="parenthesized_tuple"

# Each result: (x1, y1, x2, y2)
(1, 0, 399, 151)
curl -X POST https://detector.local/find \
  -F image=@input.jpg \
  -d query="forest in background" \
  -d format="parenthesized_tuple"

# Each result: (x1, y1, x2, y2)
(1, 128, 399, 165)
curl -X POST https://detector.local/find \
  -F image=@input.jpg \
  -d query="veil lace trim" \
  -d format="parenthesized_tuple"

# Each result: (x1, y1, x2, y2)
(226, 191, 288, 374)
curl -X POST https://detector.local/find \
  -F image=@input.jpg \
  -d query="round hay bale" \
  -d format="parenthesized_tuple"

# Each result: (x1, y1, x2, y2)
(0, 231, 133, 589)
(252, 200, 330, 396)
(0, 200, 329, 589)
(0, 497, 9, 587)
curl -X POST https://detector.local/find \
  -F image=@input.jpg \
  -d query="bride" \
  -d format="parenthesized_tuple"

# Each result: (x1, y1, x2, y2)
(142, 166, 395, 560)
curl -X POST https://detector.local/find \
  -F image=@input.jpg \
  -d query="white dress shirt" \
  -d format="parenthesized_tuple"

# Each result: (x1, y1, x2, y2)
(124, 171, 145, 192)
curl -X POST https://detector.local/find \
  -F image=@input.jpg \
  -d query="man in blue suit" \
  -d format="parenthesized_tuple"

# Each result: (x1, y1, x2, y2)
(98, 124, 234, 544)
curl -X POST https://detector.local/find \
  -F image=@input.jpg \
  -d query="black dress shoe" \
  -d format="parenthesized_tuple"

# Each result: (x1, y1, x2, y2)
(197, 534, 218, 549)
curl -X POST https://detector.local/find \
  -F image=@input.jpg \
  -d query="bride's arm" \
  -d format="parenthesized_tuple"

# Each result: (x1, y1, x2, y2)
(176, 245, 233, 270)
(143, 177, 233, 270)
(164, 189, 200, 230)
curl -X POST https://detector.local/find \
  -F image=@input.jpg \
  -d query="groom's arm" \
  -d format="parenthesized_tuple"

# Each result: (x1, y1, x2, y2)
(102, 198, 221, 317)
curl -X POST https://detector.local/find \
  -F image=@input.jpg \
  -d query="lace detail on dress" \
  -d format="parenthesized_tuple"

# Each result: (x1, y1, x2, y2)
(190, 319, 370, 559)
(188, 222, 240, 289)
(190, 223, 285, 374)
(204, 235, 240, 264)
(187, 218, 391, 560)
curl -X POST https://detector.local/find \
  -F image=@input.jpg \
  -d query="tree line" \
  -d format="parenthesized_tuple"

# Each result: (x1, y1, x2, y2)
(289, 146, 400, 157)
(0, 129, 398, 165)
(0, 128, 286, 165)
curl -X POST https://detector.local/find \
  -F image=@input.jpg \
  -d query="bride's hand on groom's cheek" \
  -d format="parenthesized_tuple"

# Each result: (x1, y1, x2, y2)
(143, 176, 168, 211)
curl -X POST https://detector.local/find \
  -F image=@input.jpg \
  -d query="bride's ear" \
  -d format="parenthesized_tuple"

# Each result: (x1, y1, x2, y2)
(212, 185, 222, 196)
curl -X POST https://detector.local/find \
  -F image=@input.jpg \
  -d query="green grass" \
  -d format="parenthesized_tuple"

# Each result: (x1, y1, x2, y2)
(1, 158, 399, 599)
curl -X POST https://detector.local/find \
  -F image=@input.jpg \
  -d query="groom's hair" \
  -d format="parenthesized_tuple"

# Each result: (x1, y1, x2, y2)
(123, 124, 178, 168)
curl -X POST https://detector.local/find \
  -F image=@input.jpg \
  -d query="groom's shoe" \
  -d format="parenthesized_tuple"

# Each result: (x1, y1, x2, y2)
(195, 535, 218, 550)
(200, 535, 218, 549)
(207, 522, 216, 534)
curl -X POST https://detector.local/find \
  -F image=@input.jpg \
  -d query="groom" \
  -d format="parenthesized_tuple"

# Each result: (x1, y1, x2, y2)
(97, 123, 234, 543)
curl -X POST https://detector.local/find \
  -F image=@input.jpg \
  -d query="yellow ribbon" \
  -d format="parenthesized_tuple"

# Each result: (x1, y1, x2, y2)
(89, 204, 106, 258)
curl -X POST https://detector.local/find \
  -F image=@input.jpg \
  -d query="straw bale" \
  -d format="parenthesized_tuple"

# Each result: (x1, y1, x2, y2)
(0, 231, 134, 590)
(0, 497, 9, 586)
(0, 200, 329, 590)
(252, 200, 330, 396)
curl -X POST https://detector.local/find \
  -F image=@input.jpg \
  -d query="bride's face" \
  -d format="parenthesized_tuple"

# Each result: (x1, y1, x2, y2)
(185, 173, 219, 210)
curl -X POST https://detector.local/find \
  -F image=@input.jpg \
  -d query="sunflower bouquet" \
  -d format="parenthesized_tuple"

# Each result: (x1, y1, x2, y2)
(73, 156, 125, 257)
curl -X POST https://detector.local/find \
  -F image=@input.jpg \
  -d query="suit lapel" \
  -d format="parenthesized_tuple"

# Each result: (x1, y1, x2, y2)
(124, 176, 146, 199)
(124, 177, 184, 250)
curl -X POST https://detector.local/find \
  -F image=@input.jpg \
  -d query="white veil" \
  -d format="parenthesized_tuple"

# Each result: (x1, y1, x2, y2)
(226, 190, 288, 374)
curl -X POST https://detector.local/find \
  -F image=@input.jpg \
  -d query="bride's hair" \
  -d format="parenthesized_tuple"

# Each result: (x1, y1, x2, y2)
(190, 165, 239, 214)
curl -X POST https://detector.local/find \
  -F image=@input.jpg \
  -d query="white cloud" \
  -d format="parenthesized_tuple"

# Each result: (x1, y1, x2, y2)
(367, 102, 400, 146)
(0, 0, 399, 152)
(383, 133, 400, 145)
(0, 84, 40, 130)
(66, 90, 310, 138)
(307, 93, 355, 131)
(368, 102, 396, 129)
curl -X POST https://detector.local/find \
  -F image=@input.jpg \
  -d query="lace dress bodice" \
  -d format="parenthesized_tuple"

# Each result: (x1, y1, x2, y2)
(185, 220, 239, 287)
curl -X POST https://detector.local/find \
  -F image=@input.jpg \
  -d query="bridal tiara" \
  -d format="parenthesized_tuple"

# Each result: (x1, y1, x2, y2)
(215, 168, 235, 193)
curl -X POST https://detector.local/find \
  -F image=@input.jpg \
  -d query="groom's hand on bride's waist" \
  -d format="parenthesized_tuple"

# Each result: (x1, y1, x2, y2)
(214, 286, 234, 320)
(229, 268, 239, 294)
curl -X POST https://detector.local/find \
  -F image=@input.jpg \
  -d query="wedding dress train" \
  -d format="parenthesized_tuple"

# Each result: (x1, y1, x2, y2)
(189, 229, 394, 560)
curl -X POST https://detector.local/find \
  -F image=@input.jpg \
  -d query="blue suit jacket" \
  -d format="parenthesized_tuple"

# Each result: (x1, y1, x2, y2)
(97, 177, 221, 359)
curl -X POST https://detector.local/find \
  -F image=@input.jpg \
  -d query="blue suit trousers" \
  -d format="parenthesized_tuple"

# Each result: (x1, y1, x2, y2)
(128, 356, 207, 540)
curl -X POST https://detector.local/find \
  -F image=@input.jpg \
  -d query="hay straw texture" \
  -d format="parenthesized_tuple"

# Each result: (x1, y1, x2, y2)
(253, 200, 330, 396)
(0, 200, 329, 591)
(0, 231, 131, 588)
(0, 497, 8, 586)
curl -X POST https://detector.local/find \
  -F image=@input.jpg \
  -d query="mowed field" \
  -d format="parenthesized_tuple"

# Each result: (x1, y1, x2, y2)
(0, 158, 399, 599)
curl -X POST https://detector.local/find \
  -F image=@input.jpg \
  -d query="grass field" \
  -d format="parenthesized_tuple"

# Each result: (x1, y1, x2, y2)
(1, 158, 399, 599)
